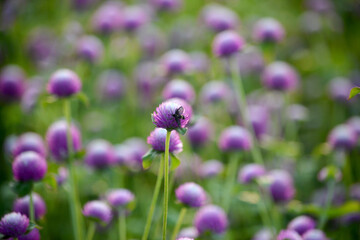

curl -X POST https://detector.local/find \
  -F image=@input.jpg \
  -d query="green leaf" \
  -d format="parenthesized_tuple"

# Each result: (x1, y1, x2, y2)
(11, 181, 33, 197)
(76, 92, 89, 107)
(170, 153, 181, 171)
(176, 127, 187, 135)
(142, 149, 157, 169)
(348, 87, 360, 99)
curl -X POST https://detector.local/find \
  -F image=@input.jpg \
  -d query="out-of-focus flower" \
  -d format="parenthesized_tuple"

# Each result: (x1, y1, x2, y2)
(91, 2, 122, 34)
(327, 124, 357, 150)
(97, 70, 125, 101)
(175, 182, 207, 208)
(147, 128, 183, 153)
(252, 18, 285, 43)
(212, 30, 245, 58)
(12, 151, 47, 182)
(219, 126, 252, 152)
(347, 117, 360, 138)
(4, 135, 17, 159)
(0, 65, 25, 101)
(162, 79, 195, 103)
(82, 200, 112, 224)
(199, 160, 224, 179)
(194, 205, 228, 235)
(187, 117, 213, 149)
(160, 49, 191, 76)
(150, 0, 182, 11)
(0, 212, 29, 238)
(47, 69, 81, 98)
(300, 12, 322, 34)
(287, 216, 316, 235)
(236, 50, 264, 76)
(328, 77, 353, 102)
(15, 228, 40, 240)
(85, 139, 115, 170)
(262, 62, 299, 91)
(107, 189, 135, 208)
(238, 164, 266, 184)
(13, 193, 46, 220)
(252, 228, 272, 240)
(152, 100, 190, 130)
(21, 77, 43, 113)
(76, 35, 103, 63)
(247, 105, 269, 139)
(277, 230, 302, 240)
(350, 184, 360, 201)
(123, 138, 148, 171)
(305, 0, 333, 14)
(56, 167, 68, 186)
(122, 5, 149, 32)
(268, 170, 295, 203)
(201, 4, 239, 32)
(200, 81, 231, 104)
(318, 166, 342, 182)
(137, 25, 166, 58)
(190, 52, 209, 73)
(177, 227, 199, 239)
(302, 229, 328, 240)
(13, 132, 46, 158)
(286, 104, 309, 122)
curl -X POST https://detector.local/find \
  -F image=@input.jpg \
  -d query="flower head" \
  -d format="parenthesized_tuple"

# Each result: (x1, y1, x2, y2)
(238, 164, 266, 184)
(107, 189, 135, 208)
(122, 5, 149, 32)
(47, 69, 82, 98)
(268, 170, 295, 203)
(176, 182, 207, 208)
(328, 77, 353, 102)
(200, 81, 231, 104)
(253, 18, 285, 43)
(97, 70, 125, 101)
(160, 49, 191, 76)
(12, 151, 47, 182)
(76, 35, 103, 63)
(0, 65, 25, 101)
(147, 128, 183, 153)
(83, 200, 112, 224)
(302, 229, 328, 240)
(187, 117, 213, 149)
(85, 139, 115, 170)
(0, 212, 29, 238)
(287, 216, 316, 235)
(219, 126, 252, 152)
(162, 79, 195, 104)
(277, 230, 302, 240)
(199, 160, 224, 179)
(91, 2, 122, 34)
(13, 132, 46, 158)
(178, 227, 199, 239)
(16, 228, 40, 240)
(13, 193, 46, 220)
(123, 138, 148, 170)
(201, 4, 238, 32)
(151, 0, 182, 11)
(262, 62, 298, 91)
(194, 205, 228, 235)
(212, 30, 245, 57)
(56, 167, 68, 186)
(328, 124, 357, 150)
(152, 101, 190, 130)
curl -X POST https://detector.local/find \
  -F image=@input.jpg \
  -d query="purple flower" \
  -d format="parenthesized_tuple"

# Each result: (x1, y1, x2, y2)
(151, 0, 182, 11)
(4, 135, 17, 159)
(201, 4, 239, 32)
(85, 139, 115, 170)
(122, 5, 149, 32)
(305, 0, 333, 13)
(13, 193, 46, 220)
(247, 105, 269, 139)
(199, 160, 224, 178)
(262, 62, 299, 91)
(187, 117, 213, 149)
(238, 164, 266, 184)
(350, 184, 360, 201)
(12, 151, 47, 182)
(21, 76, 43, 114)
(327, 124, 357, 150)
(177, 238, 194, 240)
(190, 52, 209, 73)
(123, 138, 148, 171)
(91, 2, 122, 34)
(76, 35, 104, 63)
(175, 182, 207, 208)
(286, 104, 309, 122)
(194, 205, 228, 235)
(97, 70, 125, 101)
(347, 117, 360, 138)
(56, 167, 68, 186)
(302, 229, 328, 240)
(13, 132, 46, 158)
(252, 228, 272, 240)
(236, 50, 264, 76)
(135, 61, 164, 100)
(162, 79, 195, 103)
(200, 81, 231, 104)
(15, 228, 40, 240)
(287, 216, 316, 235)
(317, 166, 342, 182)
(46, 120, 82, 162)
(160, 49, 191, 76)
(277, 230, 302, 240)
(47, 69, 82, 98)
(212, 30, 245, 57)
(165, 98, 193, 124)
(178, 227, 199, 239)
(0, 212, 29, 238)
(268, 170, 295, 203)
(219, 126, 252, 152)
(0, 65, 25, 101)
(147, 128, 183, 153)
(113, 144, 131, 166)
(252, 18, 285, 43)
(152, 100, 190, 130)
(83, 200, 112, 224)
(328, 77, 353, 102)
(107, 189, 135, 208)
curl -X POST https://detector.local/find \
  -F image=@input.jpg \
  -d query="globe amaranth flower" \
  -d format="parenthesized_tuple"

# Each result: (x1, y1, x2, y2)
(122, 5, 149, 32)
(0, 212, 29, 238)
(160, 49, 191, 76)
(137, 25, 166, 58)
(165, 98, 193, 124)
(236, 49, 264, 76)
(262, 62, 298, 91)
(91, 2, 122, 34)
(151, 0, 182, 11)
(200, 81, 231, 104)
(178, 227, 199, 239)
(268, 170, 295, 203)
(194, 205, 228, 235)
(190, 52, 209, 73)
(13, 132, 46, 158)
(347, 117, 360, 138)
(252, 228, 272, 240)
(328, 77, 353, 102)
(13, 193, 46, 220)
(162, 79, 195, 104)
(4, 135, 17, 159)
(219, 126, 252, 152)
(12, 151, 47, 182)
(107, 189, 135, 208)
(46, 120, 82, 161)
(199, 160, 224, 179)
(238, 164, 266, 184)
(247, 105, 269, 139)
(277, 230, 302, 240)
(0, 65, 25, 101)
(12, 228, 40, 240)
(318, 166, 342, 182)
(212, 30, 245, 58)
(287, 216, 316, 235)
(56, 167, 68, 186)
(201, 4, 239, 32)
(147, 128, 183, 154)
(123, 138, 148, 170)
(85, 139, 115, 170)
(187, 117, 213, 149)
(97, 70, 125, 101)
(47, 69, 82, 98)
(177, 238, 193, 240)
(175, 182, 207, 208)
(252, 18, 285, 43)
(83, 200, 112, 224)
(76, 35, 104, 63)
(152, 100, 190, 130)
(327, 124, 357, 150)
(302, 229, 328, 240)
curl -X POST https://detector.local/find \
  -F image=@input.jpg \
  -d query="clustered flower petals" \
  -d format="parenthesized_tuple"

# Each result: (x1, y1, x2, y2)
(152, 101, 190, 130)
(175, 182, 207, 208)
(147, 128, 183, 153)
(0, 212, 29, 238)
(83, 200, 112, 224)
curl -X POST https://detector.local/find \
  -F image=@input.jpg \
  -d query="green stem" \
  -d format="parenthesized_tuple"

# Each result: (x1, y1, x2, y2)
(223, 154, 240, 212)
(86, 222, 96, 240)
(64, 99, 83, 240)
(29, 191, 35, 223)
(162, 130, 171, 240)
(171, 207, 187, 240)
(319, 180, 336, 229)
(119, 211, 126, 240)
(228, 59, 264, 165)
(256, 185, 276, 237)
(142, 155, 164, 240)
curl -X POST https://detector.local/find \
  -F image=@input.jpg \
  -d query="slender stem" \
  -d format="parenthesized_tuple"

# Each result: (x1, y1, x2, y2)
(119, 211, 126, 240)
(162, 130, 171, 240)
(86, 222, 96, 240)
(171, 207, 187, 240)
(142, 155, 164, 240)
(64, 99, 83, 240)
(228, 58, 264, 165)
(319, 180, 336, 229)
(256, 185, 276, 237)
(223, 154, 240, 212)
(29, 191, 35, 223)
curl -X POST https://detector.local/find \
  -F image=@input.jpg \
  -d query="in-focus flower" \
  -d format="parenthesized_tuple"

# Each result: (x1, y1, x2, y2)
(178, 227, 199, 239)
(91, 2, 122, 34)
(302, 229, 328, 240)
(199, 160, 224, 178)
(327, 124, 357, 150)
(13, 133, 46, 158)
(268, 170, 295, 203)
(122, 5, 149, 32)
(151, 0, 182, 11)
(85, 139, 115, 170)
(238, 164, 266, 184)
(212, 30, 245, 58)
(46, 120, 82, 161)
(47, 69, 82, 98)
(200, 81, 231, 104)
(262, 62, 298, 91)
(201, 4, 239, 32)
(152, 100, 190, 130)
(165, 98, 193, 124)
(76, 35, 104, 63)
(175, 182, 207, 208)
(160, 49, 191, 76)
(97, 70, 125, 101)
(0, 65, 25, 101)
(0, 212, 29, 238)
(12, 151, 47, 182)
(287, 216, 316, 235)
(82, 200, 112, 224)
(219, 126, 252, 152)
(162, 79, 195, 103)
(194, 205, 228, 235)
(107, 189, 135, 208)
(277, 230, 302, 240)
(252, 18, 285, 43)
(147, 128, 183, 153)
(187, 117, 213, 149)
(13, 193, 46, 220)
